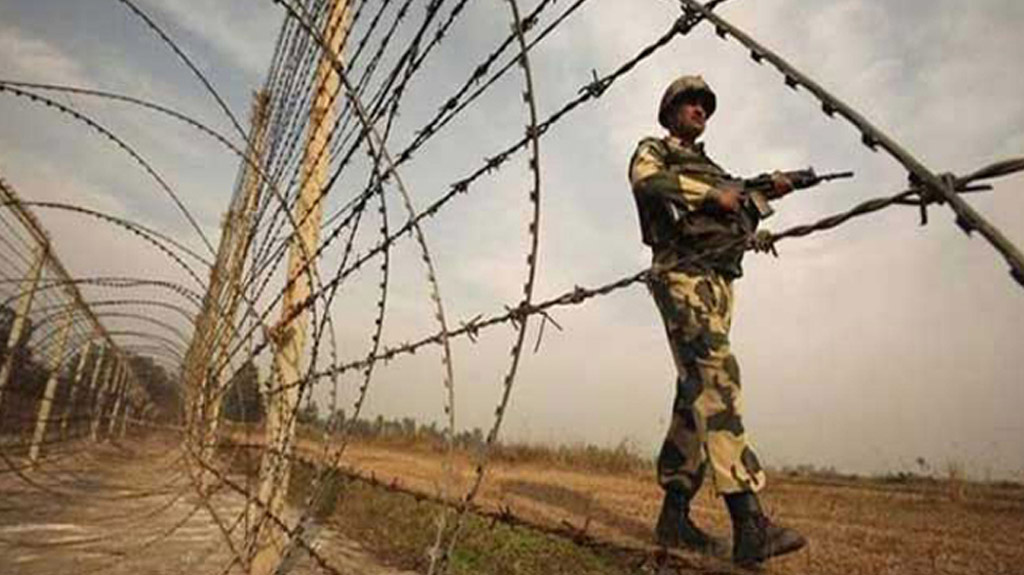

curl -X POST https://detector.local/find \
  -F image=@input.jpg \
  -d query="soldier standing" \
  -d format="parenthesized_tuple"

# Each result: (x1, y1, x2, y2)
(628, 75, 807, 565)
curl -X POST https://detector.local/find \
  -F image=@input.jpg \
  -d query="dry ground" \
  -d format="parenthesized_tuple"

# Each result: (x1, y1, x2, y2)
(0, 435, 415, 575)
(3, 433, 1021, 575)
(282, 437, 1024, 575)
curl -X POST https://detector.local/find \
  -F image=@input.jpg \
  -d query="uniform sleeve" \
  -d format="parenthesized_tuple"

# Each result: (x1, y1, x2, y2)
(629, 138, 720, 212)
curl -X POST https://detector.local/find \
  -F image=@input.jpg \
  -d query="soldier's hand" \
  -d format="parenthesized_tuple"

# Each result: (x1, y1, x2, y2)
(769, 170, 794, 199)
(715, 188, 742, 212)
(749, 229, 779, 257)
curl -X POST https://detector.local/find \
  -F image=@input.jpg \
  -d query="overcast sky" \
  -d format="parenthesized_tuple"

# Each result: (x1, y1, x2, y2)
(1, 0, 1021, 480)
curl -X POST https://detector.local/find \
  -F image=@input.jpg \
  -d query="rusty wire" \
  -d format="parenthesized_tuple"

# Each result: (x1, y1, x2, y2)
(1, 0, 1022, 573)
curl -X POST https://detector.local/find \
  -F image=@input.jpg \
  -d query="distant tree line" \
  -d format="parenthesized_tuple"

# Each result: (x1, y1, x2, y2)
(300, 406, 487, 450)
(128, 354, 180, 423)
(218, 362, 484, 448)
(0, 303, 182, 433)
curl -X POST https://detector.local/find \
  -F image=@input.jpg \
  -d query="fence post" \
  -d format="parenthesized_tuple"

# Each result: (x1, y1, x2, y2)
(83, 344, 108, 438)
(195, 90, 271, 491)
(91, 357, 120, 441)
(250, 2, 350, 573)
(0, 245, 47, 410)
(29, 307, 74, 464)
(59, 339, 93, 440)
(106, 364, 128, 439)
(118, 392, 132, 438)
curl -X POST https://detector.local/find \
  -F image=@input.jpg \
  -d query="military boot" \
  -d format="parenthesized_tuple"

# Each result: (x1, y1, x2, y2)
(725, 491, 807, 566)
(655, 490, 728, 556)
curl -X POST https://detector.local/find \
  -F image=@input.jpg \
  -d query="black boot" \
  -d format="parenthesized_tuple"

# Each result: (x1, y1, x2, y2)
(725, 492, 807, 566)
(655, 490, 728, 557)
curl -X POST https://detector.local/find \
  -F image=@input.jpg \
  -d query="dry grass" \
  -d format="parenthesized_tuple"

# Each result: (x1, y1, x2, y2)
(284, 458, 644, 575)
(324, 431, 654, 477)
(221, 431, 1024, 575)
(487, 439, 652, 476)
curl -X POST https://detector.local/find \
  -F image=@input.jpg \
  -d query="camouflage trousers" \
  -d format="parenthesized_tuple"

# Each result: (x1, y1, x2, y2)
(649, 269, 766, 498)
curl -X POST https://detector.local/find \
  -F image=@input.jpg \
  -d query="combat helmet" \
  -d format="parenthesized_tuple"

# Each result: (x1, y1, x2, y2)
(658, 75, 717, 130)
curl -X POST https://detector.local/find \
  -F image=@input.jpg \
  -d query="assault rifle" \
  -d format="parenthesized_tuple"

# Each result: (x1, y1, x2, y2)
(725, 168, 854, 218)
(641, 168, 853, 248)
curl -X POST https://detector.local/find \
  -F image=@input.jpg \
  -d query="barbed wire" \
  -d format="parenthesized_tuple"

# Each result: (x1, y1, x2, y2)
(1, 0, 1022, 573)
(677, 0, 1024, 287)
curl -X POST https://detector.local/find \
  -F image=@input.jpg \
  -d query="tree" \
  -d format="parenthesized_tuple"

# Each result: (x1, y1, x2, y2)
(0, 310, 48, 432)
(129, 354, 182, 422)
(297, 399, 320, 426)
(222, 360, 263, 423)
(325, 408, 346, 432)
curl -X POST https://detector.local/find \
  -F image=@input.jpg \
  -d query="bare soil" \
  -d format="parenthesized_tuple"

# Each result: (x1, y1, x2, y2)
(5, 434, 1021, 575)
(298, 438, 1024, 575)
(0, 435, 415, 575)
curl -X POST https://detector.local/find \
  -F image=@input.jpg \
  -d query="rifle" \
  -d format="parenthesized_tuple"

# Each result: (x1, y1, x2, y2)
(640, 168, 852, 248)
(729, 168, 854, 218)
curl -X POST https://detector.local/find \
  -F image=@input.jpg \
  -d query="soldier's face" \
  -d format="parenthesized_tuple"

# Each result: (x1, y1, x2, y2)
(673, 98, 707, 140)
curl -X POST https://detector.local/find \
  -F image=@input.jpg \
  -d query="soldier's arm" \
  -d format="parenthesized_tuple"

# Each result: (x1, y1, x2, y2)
(629, 139, 723, 212)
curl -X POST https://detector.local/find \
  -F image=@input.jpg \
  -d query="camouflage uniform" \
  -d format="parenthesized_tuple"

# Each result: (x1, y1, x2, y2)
(629, 134, 766, 498)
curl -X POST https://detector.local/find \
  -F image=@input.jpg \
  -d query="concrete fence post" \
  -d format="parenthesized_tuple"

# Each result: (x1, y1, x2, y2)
(29, 308, 74, 464)
(59, 339, 93, 440)
(0, 245, 47, 410)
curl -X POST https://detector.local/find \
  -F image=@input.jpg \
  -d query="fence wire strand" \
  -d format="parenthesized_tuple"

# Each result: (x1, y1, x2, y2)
(0, 0, 1021, 573)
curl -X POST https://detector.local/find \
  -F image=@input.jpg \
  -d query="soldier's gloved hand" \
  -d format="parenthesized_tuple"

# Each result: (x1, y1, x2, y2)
(749, 229, 778, 257)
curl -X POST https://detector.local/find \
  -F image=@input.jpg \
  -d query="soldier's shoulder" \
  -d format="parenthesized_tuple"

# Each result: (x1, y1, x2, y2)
(635, 135, 667, 149)
(632, 135, 669, 157)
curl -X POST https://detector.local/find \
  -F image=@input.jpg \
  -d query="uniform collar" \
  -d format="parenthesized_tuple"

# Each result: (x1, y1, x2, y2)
(665, 135, 705, 154)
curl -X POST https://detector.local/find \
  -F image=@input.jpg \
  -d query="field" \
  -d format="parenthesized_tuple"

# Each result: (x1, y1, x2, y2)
(224, 432, 1024, 575)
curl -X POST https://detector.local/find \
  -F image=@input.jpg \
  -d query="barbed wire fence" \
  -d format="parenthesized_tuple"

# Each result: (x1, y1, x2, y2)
(0, 0, 1021, 573)
(0, 177, 155, 465)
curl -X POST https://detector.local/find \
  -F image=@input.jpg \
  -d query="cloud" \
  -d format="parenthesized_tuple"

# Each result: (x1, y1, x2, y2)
(0, 26, 92, 86)
(0, 18, 242, 244)
(2, 0, 1023, 479)
(133, 0, 281, 76)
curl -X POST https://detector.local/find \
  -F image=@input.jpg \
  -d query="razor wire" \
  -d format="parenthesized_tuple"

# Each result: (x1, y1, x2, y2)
(0, 0, 1021, 574)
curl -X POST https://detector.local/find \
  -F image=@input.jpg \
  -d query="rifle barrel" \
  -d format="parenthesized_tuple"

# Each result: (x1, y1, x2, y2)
(823, 171, 854, 180)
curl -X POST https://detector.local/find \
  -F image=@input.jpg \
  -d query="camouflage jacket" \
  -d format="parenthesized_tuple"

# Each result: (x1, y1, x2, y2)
(628, 135, 758, 279)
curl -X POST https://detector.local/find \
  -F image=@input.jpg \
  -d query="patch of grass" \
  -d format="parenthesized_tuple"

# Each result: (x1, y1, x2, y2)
(990, 479, 1024, 491)
(320, 478, 644, 575)
(488, 439, 652, 477)
(346, 434, 654, 478)
(272, 418, 655, 478)
(287, 461, 346, 520)
(271, 456, 645, 574)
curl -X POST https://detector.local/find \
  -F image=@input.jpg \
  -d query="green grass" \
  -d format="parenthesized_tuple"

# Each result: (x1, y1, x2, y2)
(286, 461, 643, 575)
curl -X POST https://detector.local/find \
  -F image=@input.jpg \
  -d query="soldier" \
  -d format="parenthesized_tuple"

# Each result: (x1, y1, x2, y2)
(628, 75, 807, 565)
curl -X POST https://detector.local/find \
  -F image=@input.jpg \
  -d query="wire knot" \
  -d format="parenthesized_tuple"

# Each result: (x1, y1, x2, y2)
(460, 314, 483, 343)
(580, 69, 609, 99)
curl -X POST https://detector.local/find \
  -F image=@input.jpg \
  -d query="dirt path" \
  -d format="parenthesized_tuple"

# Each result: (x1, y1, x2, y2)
(0, 436, 415, 575)
(302, 440, 1024, 575)
(23, 433, 1015, 574)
